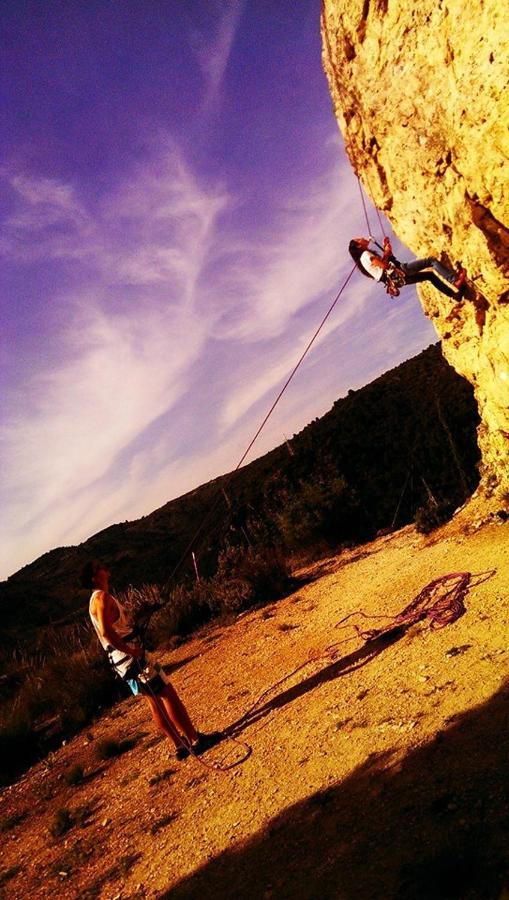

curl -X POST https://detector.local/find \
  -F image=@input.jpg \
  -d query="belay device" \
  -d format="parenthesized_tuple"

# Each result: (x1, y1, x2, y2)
(384, 261, 407, 297)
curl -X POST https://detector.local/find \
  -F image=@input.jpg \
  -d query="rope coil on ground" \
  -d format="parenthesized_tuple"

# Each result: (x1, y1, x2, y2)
(225, 572, 475, 740)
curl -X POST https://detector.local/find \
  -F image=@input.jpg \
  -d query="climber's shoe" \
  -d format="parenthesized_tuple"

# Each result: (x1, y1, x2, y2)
(445, 302, 464, 323)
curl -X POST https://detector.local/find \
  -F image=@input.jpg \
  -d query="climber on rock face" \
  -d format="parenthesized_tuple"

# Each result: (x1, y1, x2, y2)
(348, 236, 467, 299)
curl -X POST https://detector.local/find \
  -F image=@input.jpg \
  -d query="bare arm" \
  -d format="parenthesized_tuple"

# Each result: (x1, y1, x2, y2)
(369, 253, 389, 270)
(93, 591, 143, 658)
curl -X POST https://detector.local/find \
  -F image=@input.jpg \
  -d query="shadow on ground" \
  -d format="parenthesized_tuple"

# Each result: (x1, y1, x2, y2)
(227, 628, 407, 738)
(160, 654, 200, 677)
(160, 679, 509, 900)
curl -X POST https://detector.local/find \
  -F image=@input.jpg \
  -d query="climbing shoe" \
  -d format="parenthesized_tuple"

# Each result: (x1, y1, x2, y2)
(192, 731, 222, 756)
(175, 744, 190, 761)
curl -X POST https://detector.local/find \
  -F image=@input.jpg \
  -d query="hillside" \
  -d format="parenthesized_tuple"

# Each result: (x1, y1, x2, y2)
(0, 343, 480, 646)
(1, 513, 507, 898)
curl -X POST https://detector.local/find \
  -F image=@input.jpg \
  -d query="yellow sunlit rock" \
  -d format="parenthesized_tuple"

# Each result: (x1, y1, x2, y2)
(322, 0, 509, 496)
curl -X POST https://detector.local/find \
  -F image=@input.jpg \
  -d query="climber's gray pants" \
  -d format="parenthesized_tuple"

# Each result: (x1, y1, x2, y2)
(402, 257, 455, 284)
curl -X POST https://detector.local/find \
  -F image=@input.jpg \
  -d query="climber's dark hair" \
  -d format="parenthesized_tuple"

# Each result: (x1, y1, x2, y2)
(348, 239, 363, 262)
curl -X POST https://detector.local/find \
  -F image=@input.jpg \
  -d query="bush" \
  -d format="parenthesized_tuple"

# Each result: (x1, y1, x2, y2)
(95, 737, 135, 760)
(211, 544, 290, 613)
(415, 498, 456, 534)
(0, 811, 27, 833)
(149, 581, 212, 646)
(0, 709, 36, 785)
(0, 866, 21, 887)
(64, 764, 84, 786)
(149, 545, 291, 641)
(276, 477, 365, 550)
(96, 738, 123, 760)
(50, 808, 73, 838)
(0, 634, 121, 787)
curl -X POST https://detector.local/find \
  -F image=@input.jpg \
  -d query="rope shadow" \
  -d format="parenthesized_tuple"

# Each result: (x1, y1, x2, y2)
(223, 569, 496, 741)
(226, 625, 407, 739)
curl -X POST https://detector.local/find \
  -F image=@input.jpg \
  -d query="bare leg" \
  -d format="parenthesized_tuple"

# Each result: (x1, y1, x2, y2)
(160, 683, 199, 745)
(145, 694, 182, 748)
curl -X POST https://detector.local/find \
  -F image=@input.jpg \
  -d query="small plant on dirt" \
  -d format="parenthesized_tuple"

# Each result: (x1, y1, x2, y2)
(149, 768, 175, 787)
(0, 866, 21, 887)
(150, 813, 178, 835)
(51, 842, 91, 876)
(0, 811, 27, 832)
(95, 736, 136, 760)
(81, 853, 142, 898)
(64, 764, 84, 786)
(50, 807, 74, 838)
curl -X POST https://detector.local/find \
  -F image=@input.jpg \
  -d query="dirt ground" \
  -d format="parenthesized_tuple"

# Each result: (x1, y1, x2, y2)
(1, 512, 508, 900)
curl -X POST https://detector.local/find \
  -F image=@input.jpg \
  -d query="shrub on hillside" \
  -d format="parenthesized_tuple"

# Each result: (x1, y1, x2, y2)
(0, 636, 120, 786)
(64, 764, 84, 786)
(415, 498, 456, 534)
(149, 581, 212, 646)
(50, 808, 73, 838)
(210, 544, 290, 613)
(149, 544, 291, 642)
(276, 477, 366, 550)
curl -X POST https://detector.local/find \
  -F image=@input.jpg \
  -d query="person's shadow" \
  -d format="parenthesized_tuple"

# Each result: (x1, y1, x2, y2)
(226, 626, 407, 739)
(223, 570, 495, 740)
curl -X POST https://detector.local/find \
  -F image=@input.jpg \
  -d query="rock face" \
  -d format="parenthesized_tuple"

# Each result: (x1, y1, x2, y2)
(321, 0, 509, 496)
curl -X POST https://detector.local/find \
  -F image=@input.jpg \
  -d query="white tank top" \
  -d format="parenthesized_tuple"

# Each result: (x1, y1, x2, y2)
(89, 591, 140, 678)
(360, 250, 384, 282)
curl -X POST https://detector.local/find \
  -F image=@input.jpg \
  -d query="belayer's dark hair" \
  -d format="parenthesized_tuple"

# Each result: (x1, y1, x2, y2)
(80, 559, 102, 590)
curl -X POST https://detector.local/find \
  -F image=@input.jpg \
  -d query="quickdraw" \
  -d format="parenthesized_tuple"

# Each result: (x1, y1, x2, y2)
(385, 263, 407, 298)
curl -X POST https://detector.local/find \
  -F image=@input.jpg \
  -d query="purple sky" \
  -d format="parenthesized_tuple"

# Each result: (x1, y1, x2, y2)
(0, 1, 436, 579)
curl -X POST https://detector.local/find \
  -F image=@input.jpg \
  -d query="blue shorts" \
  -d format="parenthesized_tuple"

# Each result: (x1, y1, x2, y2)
(125, 672, 166, 697)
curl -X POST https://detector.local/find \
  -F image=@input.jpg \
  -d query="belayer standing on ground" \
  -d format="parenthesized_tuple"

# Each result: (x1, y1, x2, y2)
(84, 560, 216, 761)
(348, 236, 467, 298)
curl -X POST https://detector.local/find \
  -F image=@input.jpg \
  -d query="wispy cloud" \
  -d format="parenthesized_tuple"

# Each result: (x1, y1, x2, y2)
(188, 0, 245, 115)
(0, 142, 231, 575)
(0, 132, 435, 579)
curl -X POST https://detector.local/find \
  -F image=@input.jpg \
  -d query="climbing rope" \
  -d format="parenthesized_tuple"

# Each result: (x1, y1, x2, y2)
(161, 263, 358, 596)
(332, 571, 472, 643)
(357, 172, 386, 241)
(363, 170, 387, 239)
(357, 175, 375, 238)
(226, 572, 473, 738)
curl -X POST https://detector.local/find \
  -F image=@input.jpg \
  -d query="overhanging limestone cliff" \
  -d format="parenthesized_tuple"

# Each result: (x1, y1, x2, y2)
(321, 0, 509, 496)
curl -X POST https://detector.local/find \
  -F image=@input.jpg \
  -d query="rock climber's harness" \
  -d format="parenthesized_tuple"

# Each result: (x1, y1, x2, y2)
(106, 622, 168, 694)
(367, 236, 407, 297)
(383, 262, 407, 297)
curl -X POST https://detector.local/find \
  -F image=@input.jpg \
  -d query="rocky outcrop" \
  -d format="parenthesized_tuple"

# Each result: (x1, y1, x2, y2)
(321, 0, 509, 496)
